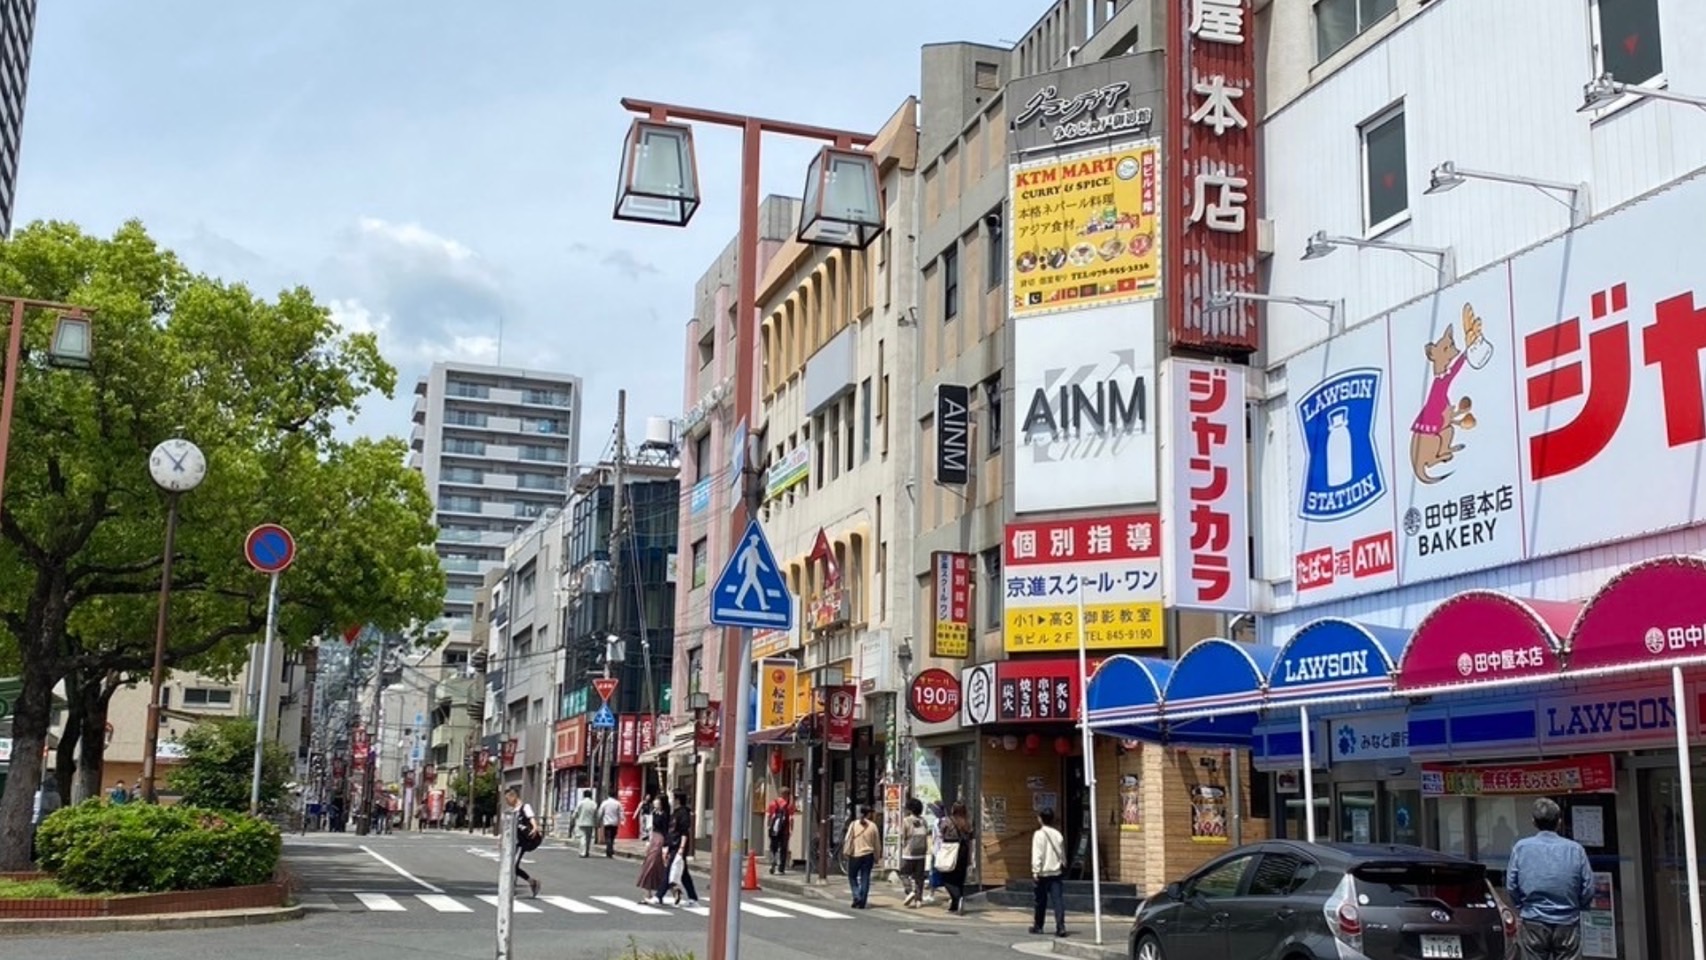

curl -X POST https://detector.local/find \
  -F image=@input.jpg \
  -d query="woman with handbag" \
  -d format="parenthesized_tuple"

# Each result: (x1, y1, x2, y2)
(634, 795, 671, 903)
(936, 801, 975, 914)
(657, 790, 700, 906)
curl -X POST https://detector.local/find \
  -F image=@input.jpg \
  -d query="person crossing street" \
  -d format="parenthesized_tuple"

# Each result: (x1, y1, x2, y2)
(572, 789, 599, 857)
(502, 787, 543, 898)
(598, 792, 624, 858)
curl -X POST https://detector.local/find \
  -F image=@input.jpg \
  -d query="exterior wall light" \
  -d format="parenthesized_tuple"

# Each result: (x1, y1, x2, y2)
(1425, 161, 1591, 226)
(1302, 230, 1457, 284)
(1580, 74, 1706, 114)
(1207, 290, 1344, 335)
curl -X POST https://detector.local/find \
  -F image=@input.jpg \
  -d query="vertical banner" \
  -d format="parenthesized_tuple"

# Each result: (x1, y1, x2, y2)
(1167, 0, 1259, 352)
(617, 715, 639, 764)
(936, 384, 971, 485)
(826, 686, 857, 751)
(758, 658, 798, 730)
(694, 701, 721, 749)
(1162, 359, 1250, 611)
(930, 551, 972, 658)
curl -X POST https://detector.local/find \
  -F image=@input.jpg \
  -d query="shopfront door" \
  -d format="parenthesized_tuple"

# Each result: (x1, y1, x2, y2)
(1643, 766, 1704, 960)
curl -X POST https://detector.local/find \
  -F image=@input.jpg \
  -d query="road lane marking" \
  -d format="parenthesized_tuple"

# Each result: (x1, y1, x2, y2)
(679, 902, 711, 916)
(479, 894, 540, 913)
(539, 895, 606, 914)
(593, 896, 670, 915)
(354, 893, 406, 912)
(739, 902, 791, 918)
(417, 894, 475, 913)
(755, 897, 851, 919)
(360, 844, 445, 893)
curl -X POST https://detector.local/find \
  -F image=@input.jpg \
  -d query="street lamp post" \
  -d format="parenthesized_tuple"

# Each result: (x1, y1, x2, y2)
(613, 98, 881, 960)
(139, 438, 208, 802)
(0, 298, 95, 511)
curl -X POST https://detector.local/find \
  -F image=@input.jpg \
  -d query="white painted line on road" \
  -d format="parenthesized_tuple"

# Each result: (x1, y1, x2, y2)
(679, 903, 710, 916)
(593, 896, 670, 916)
(360, 844, 445, 893)
(354, 893, 406, 912)
(417, 894, 474, 913)
(755, 897, 851, 919)
(539, 895, 606, 914)
(739, 902, 791, 918)
(479, 894, 541, 913)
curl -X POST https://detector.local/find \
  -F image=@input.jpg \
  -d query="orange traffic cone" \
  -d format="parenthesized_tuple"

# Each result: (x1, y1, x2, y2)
(742, 851, 762, 891)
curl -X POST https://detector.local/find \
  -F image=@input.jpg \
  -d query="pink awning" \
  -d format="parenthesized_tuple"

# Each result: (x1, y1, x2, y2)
(1567, 555, 1706, 676)
(1396, 590, 1578, 694)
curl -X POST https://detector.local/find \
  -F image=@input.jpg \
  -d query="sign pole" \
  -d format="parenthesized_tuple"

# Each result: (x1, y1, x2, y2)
(1075, 584, 1103, 946)
(715, 627, 756, 955)
(250, 570, 281, 815)
(496, 802, 516, 960)
(1674, 664, 1704, 960)
(1299, 704, 1317, 843)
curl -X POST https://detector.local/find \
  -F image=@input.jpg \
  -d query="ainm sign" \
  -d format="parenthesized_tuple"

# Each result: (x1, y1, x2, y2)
(1021, 372, 1148, 445)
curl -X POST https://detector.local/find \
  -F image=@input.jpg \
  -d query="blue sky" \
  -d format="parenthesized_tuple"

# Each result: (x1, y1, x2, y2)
(17, 1, 1045, 454)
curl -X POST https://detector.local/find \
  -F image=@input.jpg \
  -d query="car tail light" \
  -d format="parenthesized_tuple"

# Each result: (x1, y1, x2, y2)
(1336, 901, 1362, 937)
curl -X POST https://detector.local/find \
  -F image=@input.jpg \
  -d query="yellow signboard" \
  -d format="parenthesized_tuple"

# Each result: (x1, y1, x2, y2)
(751, 628, 793, 661)
(1009, 139, 1162, 319)
(758, 658, 798, 730)
(794, 669, 814, 721)
(1004, 601, 1165, 652)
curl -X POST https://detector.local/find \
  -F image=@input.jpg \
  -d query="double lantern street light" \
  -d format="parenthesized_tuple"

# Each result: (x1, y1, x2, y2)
(612, 98, 882, 960)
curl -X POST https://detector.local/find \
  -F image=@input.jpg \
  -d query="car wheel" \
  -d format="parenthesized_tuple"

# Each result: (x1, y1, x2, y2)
(1134, 934, 1165, 960)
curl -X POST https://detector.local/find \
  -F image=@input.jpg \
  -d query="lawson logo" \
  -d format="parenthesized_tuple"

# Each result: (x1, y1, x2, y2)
(1545, 696, 1675, 739)
(1296, 368, 1386, 522)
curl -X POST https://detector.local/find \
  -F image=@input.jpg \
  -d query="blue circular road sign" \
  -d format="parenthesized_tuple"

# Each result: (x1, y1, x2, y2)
(245, 523, 296, 574)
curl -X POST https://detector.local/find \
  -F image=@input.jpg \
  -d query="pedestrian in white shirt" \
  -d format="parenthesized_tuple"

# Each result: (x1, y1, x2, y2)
(598, 793, 624, 858)
(1029, 808, 1067, 938)
(572, 789, 599, 857)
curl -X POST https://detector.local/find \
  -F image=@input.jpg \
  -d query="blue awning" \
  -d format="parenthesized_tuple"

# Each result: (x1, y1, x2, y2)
(1162, 639, 1275, 722)
(1086, 655, 1172, 736)
(1266, 619, 1407, 710)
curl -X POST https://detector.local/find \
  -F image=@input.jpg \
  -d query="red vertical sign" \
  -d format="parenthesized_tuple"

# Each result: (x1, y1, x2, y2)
(825, 686, 857, 751)
(1167, 0, 1260, 353)
(618, 714, 639, 764)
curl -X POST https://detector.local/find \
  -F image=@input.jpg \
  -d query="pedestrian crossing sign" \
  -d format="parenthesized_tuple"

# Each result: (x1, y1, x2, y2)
(709, 519, 794, 630)
(591, 705, 616, 730)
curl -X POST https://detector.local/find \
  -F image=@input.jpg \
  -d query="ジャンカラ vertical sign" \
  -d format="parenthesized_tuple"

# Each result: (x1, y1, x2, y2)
(1162, 359, 1250, 612)
(936, 384, 971, 485)
(931, 551, 972, 658)
(1167, 0, 1259, 353)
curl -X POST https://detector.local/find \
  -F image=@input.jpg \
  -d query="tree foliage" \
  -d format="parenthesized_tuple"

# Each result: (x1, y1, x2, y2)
(0, 220, 445, 868)
(165, 717, 293, 813)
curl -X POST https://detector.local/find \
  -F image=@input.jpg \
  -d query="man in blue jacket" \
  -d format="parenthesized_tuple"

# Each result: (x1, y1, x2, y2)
(1506, 797, 1594, 960)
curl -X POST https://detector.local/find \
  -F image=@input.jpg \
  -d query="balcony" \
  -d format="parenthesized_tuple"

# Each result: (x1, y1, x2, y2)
(412, 395, 427, 424)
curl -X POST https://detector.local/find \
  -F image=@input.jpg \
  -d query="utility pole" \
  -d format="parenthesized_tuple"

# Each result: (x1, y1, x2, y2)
(602, 389, 628, 797)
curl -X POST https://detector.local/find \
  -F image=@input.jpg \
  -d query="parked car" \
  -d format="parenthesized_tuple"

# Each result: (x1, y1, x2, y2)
(1129, 841, 1515, 960)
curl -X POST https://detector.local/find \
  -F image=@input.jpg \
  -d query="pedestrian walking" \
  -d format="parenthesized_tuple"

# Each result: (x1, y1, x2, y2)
(502, 787, 543, 898)
(634, 795, 671, 903)
(842, 804, 881, 909)
(599, 792, 623, 858)
(936, 801, 974, 914)
(1507, 797, 1594, 960)
(573, 789, 599, 857)
(107, 780, 130, 805)
(765, 787, 795, 874)
(899, 798, 929, 907)
(1028, 808, 1067, 937)
(658, 790, 700, 906)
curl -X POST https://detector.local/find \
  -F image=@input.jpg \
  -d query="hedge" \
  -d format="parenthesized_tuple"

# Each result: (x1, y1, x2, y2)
(33, 801, 281, 893)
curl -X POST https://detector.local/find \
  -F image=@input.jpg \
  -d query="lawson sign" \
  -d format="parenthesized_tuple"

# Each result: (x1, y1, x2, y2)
(1406, 678, 1706, 761)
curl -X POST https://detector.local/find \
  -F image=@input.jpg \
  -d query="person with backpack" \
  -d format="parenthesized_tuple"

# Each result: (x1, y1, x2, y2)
(503, 787, 543, 898)
(765, 787, 795, 874)
(899, 798, 930, 907)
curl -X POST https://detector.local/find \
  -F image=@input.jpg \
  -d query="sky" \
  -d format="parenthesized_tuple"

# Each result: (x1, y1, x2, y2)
(16, 1, 1047, 458)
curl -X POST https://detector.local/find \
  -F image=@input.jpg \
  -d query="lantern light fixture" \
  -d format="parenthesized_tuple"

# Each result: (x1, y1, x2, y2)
(796, 146, 883, 249)
(613, 118, 701, 227)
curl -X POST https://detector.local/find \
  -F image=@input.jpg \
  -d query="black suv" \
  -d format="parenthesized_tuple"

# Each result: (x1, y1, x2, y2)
(1129, 841, 1515, 960)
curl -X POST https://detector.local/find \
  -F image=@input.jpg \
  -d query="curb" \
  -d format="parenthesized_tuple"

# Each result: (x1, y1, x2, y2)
(0, 904, 304, 937)
(1051, 936, 1127, 960)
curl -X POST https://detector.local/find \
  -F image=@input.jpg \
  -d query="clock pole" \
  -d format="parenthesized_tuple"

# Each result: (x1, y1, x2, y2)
(140, 490, 182, 803)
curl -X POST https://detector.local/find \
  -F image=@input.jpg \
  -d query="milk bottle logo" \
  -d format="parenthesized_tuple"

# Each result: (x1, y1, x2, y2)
(1296, 367, 1387, 522)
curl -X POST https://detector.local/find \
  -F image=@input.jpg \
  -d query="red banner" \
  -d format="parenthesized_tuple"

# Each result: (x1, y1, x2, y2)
(826, 686, 857, 751)
(1421, 754, 1616, 797)
(423, 763, 437, 785)
(694, 703, 721, 749)
(553, 717, 586, 770)
(909, 669, 963, 725)
(500, 737, 517, 768)
(618, 714, 639, 764)
(475, 749, 491, 774)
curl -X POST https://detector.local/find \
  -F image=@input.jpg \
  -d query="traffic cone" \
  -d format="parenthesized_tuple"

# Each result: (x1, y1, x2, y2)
(742, 851, 762, 891)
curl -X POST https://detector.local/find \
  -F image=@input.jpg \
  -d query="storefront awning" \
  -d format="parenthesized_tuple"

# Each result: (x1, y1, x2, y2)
(1395, 589, 1576, 696)
(1266, 619, 1407, 709)
(1085, 655, 1172, 735)
(1567, 554, 1706, 677)
(1162, 638, 1274, 723)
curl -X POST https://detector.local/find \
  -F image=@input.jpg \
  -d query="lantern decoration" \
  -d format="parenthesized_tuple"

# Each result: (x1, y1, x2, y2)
(797, 146, 883, 249)
(769, 750, 784, 775)
(1054, 736, 1072, 756)
(1002, 734, 1020, 751)
(613, 119, 701, 227)
(1024, 733, 1042, 754)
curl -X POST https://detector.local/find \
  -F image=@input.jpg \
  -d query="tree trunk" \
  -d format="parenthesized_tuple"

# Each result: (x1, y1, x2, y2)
(53, 672, 83, 804)
(0, 660, 56, 869)
(75, 677, 118, 802)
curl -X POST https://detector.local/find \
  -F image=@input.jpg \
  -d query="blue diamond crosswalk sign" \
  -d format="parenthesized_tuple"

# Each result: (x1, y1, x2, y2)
(709, 519, 794, 630)
(590, 705, 616, 730)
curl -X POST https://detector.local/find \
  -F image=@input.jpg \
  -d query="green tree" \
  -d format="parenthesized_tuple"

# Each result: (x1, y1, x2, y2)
(448, 767, 498, 823)
(164, 717, 293, 812)
(0, 221, 445, 869)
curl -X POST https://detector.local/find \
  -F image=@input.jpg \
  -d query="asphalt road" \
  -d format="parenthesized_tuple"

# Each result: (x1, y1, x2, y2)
(2, 830, 1078, 960)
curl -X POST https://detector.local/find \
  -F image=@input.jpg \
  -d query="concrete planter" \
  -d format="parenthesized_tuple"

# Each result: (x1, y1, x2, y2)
(0, 880, 289, 919)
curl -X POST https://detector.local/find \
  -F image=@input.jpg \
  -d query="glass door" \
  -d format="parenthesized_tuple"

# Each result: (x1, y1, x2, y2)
(1335, 782, 1378, 843)
(1644, 766, 1706, 960)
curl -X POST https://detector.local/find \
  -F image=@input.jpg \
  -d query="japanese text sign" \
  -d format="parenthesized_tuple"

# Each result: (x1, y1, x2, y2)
(932, 551, 973, 658)
(826, 686, 856, 751)
(1009, 140, 1162, 319)
(974, 657, 1099, 724)
(1007, 55, 1161, 153)
(1421, 754, 1615, 797)
(908, 668, 963, 725)
(1167, 0, 1258, 352)
(553, 717, 586, 770)
(1162, 358, 1249, 611)
(758, 659, 798, 730)
(617, 714, 639, 764)
(750, 628, 792, 662)
(1003, 513, 1165, 652)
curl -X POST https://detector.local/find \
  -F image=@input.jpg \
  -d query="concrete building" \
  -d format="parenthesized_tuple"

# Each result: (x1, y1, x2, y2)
(1238, 1, 1706, 956)
(409, 361, 583, 627)
(746, 98, 921, 866)
(0, 0, 34, 235)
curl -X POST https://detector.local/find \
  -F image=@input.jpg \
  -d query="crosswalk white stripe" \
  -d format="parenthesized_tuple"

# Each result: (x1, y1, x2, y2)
(754, 897, 851, 919)
(592, 895, 671, 916)
(680, 903, 711, 916)
(739, 902, 791, 918)
(417, 894, 474, 913)
(538, 895, 605, 915)
(478, 894, 541, 913)
(354, 893, 405, 912)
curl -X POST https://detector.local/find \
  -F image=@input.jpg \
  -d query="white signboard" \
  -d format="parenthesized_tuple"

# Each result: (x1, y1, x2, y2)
(1014, 301, 1158, 513)
(1327, 711, 1411, 763)
(1161, 358, 1249, 612)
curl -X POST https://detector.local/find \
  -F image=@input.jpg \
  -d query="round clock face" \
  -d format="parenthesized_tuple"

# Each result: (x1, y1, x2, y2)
(149, 439, 207, 492)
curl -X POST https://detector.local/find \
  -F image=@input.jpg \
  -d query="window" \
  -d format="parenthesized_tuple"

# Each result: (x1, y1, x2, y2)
(974, 61, 999, 91)
(1189, 854, 1255, 899)
(981, 548, 1001, 633)
(693, 432, 711, 483)
(445, 438, 486, 456)
(1591, 0, 1663, 87)
(690, 538, 708, 589)
(843, 394, 856, 473)
(942, 245, 959, 321)
(1314, 0, 1396, 62)
(1360, 104, 1407, 234)
(860, 378, 872, 463)
(697, 326, 715, 368)
(1247, 853, 1317, 897)
(985, 210, 1004, 290)
(879, 230, 893, 308)
(183, 687, 233, 708)
(982, 376, 1003, 454)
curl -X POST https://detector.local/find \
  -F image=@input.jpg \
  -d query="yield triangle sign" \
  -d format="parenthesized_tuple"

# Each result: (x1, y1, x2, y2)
(710, 519, 795, 630)
(593, 677, 619, 702)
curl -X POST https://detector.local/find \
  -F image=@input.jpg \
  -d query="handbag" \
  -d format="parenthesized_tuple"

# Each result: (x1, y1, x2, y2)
(935, 839, 962, 872)
(668, 851, 686, 886)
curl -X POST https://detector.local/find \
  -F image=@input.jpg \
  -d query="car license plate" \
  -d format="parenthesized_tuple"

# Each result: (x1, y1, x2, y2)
(1420, 934, 1463, 959)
